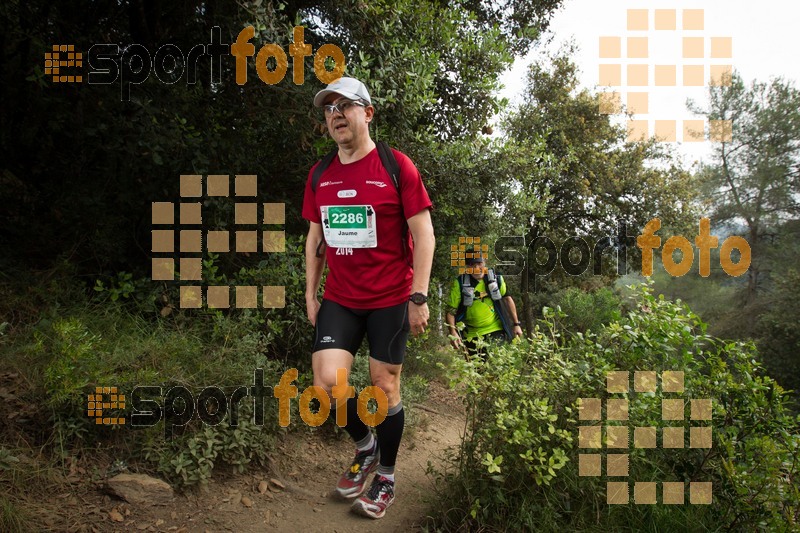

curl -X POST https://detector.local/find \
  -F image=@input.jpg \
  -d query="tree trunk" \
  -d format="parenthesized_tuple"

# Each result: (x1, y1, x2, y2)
(520, 224, 539, 335)
(747, 225, 759, 304)
(521, 260, 533, 335)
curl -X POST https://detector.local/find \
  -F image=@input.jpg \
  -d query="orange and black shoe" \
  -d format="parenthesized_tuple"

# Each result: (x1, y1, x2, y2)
(351, 475, 395, 519)
(335, 445, 380, 498)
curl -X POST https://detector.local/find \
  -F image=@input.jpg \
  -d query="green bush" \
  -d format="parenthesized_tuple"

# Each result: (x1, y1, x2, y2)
(6, 282, 294, 486)
(3, 254, 449, 491)
(144, 398, 278, 488)
(551, 286, 622, 335)
(430, 284, 800, 531)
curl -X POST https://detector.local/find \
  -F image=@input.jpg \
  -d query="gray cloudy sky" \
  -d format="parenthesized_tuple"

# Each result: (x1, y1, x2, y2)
(498, 0, 800, 167)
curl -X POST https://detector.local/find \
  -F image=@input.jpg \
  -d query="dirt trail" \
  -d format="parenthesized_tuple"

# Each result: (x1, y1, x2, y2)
(55, 381, 464, 532)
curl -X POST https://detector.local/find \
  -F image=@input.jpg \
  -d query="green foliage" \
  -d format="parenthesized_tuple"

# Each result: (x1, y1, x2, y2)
(6, 275, 297, 485)
(497, 47, 698, 332)
(93, 272, 160, 310)
(237, 236, 316, 364)
(429, 284, 800, 531)
(649, 261, 742, 336)
(3, 258, 446, 491)
(0, 0, 565, 286)
(502, 46, 698, 241)
(757, 268, 800, 401)
(0, 496, 31, 533)
(41, 317, 105, 409)
(649, 213, 800, 404)
(551, 286, 622, 335)
(145, 401, 276, 488)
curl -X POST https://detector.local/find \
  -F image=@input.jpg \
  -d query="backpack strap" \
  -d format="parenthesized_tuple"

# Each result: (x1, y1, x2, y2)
(313, 142, 400, 193)
(376, 141, 411, 266)
(376, 140, 401, 192)
(486, 269, 513, 341)
(311, 148, 339, 192)
(455, 273, 471, 322)
(485, 269, 503, 302)
(310, 150, 337, 257)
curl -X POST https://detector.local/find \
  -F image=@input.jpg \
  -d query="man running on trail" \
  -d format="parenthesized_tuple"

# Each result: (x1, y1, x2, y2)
(302, 76, 435, 519)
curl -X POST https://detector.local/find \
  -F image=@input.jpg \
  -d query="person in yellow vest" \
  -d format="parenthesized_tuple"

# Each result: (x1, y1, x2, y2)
(445, 251, 523, 356)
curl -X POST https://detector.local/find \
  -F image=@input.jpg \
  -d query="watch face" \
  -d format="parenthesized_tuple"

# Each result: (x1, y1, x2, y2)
(411, 293, 427, 304)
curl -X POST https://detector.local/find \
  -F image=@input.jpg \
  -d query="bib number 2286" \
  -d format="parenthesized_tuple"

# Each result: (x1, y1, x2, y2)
(321, 205, 377, 248)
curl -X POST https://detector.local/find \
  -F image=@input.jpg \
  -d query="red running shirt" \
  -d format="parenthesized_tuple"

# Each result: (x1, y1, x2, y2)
(302, 147, 432, 309)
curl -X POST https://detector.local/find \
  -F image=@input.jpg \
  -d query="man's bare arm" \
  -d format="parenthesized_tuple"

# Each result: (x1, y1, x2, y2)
(407, 209, 435, 335)
(408, 209, 435, 295)
(305, 222, 326, 325)
(445, 311, 464, 349)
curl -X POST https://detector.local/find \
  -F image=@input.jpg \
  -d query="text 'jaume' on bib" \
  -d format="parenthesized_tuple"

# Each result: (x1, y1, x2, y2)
(321, 205, 377, 248)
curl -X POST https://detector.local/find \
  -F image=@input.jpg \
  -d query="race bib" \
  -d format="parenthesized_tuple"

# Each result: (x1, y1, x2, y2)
(321, 205, 377, 248)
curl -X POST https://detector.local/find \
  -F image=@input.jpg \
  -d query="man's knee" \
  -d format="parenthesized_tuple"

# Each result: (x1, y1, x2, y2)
(312, 355, 353, 401)
(313, 365, 336, 386)
(371, 374, 400, 406)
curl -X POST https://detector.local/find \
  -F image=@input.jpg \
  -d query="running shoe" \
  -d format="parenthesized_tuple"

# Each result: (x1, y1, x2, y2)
(335, 444, 379, 498)
(351, 474, 395, 519)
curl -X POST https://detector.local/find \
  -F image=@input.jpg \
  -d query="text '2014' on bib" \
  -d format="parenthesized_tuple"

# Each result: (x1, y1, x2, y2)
(321, 205, 377, 248)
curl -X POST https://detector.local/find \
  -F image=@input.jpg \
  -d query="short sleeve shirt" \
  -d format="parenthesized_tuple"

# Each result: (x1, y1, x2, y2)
(447, 274, 507, 338)
(302, 147, 432, 309)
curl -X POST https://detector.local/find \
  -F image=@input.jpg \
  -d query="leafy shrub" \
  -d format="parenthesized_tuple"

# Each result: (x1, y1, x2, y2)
(3, 243, 443, 492)
(144, 400, 277, 487)
(551, 286, 622, 335)
(93, 271, 160, 309)
(9, 291, 293, 486)
(430, 284, 800, 531)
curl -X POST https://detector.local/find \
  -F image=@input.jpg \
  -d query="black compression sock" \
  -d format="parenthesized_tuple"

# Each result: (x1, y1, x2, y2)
(376, 402, 404, 475)
(332, 396, 370, 444)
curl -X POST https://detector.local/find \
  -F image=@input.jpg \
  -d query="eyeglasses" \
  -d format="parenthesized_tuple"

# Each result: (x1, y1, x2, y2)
(323, 100, 366, 116)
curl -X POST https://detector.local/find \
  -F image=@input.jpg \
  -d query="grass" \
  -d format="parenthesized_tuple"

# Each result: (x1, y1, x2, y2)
(0, 496, 31, 533)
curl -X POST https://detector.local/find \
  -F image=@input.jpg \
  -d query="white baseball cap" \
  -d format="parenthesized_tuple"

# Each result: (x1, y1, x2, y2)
(313, 77, 372, 107)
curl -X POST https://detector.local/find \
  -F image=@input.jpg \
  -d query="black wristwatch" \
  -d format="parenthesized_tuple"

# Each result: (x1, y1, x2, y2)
(409, 292, 428, 305)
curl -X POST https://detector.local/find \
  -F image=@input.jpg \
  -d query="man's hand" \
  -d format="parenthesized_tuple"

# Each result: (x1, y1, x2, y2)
(408, 302, 429, 335)
(513, 325, 524, 338)
(306, 296, 321, 326)
(449, 334, 464, 350)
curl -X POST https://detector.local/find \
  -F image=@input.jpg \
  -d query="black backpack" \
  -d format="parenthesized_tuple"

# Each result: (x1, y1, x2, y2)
(310, 141, 409, 262)
(455, 269, 513, 340)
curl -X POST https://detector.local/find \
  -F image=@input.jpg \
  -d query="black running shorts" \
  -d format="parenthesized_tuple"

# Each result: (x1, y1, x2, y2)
(313, 299, 410, 365)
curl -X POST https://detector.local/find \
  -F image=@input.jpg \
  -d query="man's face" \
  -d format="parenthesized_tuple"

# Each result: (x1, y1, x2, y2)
(469, 261, 486, 280)
(323, 95, 373, 148)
